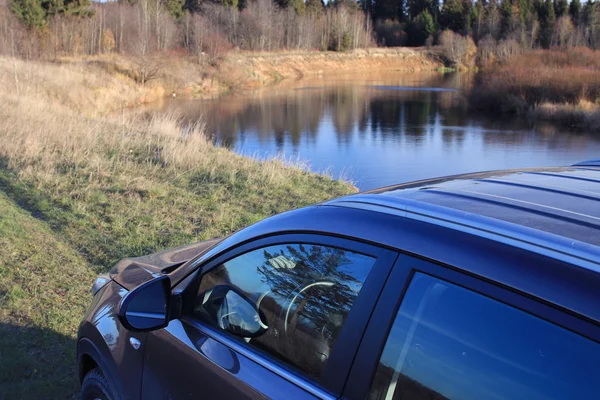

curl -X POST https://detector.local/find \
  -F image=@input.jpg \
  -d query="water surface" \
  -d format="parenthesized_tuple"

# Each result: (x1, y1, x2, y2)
(155, 73, 600, 190)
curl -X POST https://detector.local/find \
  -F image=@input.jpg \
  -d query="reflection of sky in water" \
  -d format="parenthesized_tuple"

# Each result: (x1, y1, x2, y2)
(378, 273, 600, 400)
(155, 74, 600, 190)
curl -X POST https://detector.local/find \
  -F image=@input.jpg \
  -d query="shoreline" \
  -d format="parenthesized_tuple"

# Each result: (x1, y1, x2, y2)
(52, 48, 443, 114)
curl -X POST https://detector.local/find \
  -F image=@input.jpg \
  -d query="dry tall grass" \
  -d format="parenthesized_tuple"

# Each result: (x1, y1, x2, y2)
(0, 56, 354, 264)
(0, 55, 340, 181)
(471, 48, 600, 131)
(0, 57, 157, 114)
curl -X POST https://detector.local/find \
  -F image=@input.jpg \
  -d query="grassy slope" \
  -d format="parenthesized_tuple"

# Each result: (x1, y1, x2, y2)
(0, 190, 94, 398)
(0, 57, 355, 398)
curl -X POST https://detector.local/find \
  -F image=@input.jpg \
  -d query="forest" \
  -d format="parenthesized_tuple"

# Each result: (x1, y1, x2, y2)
(1, 0, 599, 65)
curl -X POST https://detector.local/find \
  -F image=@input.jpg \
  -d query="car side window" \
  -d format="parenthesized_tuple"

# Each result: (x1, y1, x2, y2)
(192, 243, 376, 381)
(369, 272, 600, 400)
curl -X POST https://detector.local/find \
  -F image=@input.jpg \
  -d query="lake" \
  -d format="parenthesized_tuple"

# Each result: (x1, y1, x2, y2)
(153, 73, 600, 190)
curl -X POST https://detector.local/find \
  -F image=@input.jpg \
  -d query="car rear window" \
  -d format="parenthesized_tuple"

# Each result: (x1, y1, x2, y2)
(369, 272, 600, 400)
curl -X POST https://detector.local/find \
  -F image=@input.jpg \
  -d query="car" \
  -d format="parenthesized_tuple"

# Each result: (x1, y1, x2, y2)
(77, 160, 600, 400)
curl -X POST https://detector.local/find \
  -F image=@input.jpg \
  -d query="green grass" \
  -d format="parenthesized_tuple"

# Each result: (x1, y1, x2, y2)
(0, 57, 356, 398)
(0, 190, 95, 399)
(436, 67, 457, 73)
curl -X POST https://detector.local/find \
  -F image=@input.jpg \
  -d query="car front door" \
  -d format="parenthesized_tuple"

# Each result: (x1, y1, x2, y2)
(140, 234, 397, 400)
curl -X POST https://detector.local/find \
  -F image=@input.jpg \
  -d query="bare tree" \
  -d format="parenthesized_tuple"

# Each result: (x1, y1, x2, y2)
(439, 30, 477, 68)
(552, 15, 575, 48)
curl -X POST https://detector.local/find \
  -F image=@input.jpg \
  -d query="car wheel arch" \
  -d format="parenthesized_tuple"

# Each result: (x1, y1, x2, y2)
(77, 337, 124, 400)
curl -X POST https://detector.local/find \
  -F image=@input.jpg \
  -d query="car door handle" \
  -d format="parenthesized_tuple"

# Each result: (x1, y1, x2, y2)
(130, 337, 141, 350)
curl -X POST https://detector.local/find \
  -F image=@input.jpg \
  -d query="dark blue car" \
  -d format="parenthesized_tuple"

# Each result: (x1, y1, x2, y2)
(78, 161, 600, 400)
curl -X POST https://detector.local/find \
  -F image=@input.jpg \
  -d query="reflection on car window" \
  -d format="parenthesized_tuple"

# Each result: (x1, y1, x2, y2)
(369, 272, 600, 400)
(193, 243, 376, 381)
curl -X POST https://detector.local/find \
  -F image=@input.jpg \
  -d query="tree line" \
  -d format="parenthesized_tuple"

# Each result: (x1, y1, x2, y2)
(0, 0, 373, 60)
(369, 0, 600, 51)
(1, 0, 599, 62)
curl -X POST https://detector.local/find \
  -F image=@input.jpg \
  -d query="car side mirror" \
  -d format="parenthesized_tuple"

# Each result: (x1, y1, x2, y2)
(118, 275, 171, 332)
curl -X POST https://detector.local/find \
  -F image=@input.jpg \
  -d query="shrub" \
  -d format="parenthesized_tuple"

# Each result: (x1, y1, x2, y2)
(471, 48, 600, 117)
(439, 29, 477, 68)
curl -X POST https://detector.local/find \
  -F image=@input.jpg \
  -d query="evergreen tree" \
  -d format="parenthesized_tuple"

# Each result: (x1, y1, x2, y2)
(291, 0, 306, 14)
(274, 0, 309, 13)
(553, 0, 567, 17)
(10, 0, 92, 30)
(41, 0, 93, 17)
(439, 0, 469, 32)
(568, 0, 580, 25)
(518, 0, 534, 22)
(221, 0, 238, 8)
(372, 0, 404, 20)
(581, 1, 599, 31)
(306, 0, 325, 15)
(463, 0, 474, 30)
(500, 0, 516, 38)
(472, 0, 485, 40)
(484, 0, 502, 38)
(407, 0, 440, 22)
(407, 0, 429, 19)
(10, 0, 46, 29)
(166, 0, 185, 19)
(538, 0, 555, 48)
(408, 9, 436, 44)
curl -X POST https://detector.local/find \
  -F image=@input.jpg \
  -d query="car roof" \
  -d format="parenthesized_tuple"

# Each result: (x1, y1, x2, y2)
(173, 161, 600, 323)
(325, 161, 600, 271)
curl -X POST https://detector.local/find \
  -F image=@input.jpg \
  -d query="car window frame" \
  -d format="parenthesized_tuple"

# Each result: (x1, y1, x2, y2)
(178, 233, 399, 398)
(343, 252, 600, 400)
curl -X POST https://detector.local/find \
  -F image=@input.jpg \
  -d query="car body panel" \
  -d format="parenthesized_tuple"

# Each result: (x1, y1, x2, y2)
(78, 281, 146, 400)
(141, 320, 317, 400)
(572, 159, 600, 167)
(110, 238, 222, 289)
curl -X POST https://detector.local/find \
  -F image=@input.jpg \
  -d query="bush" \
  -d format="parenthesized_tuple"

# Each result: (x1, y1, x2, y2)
(471, 48, 600, 116)
(439, 30, 477, 69)
(476, 36, 521, 67)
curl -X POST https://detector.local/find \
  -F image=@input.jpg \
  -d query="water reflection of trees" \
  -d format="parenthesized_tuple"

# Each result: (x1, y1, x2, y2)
(195, 243, 373, 380)
(171, 75, 599, 154)
(207, 87, 448, 149)
(253, 244, 367, 379)
(256, 245, 359, 333)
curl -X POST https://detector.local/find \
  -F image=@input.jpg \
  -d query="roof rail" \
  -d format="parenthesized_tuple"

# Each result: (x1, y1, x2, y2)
(326, 195, 600, 272)
(572, 159, 600, 167)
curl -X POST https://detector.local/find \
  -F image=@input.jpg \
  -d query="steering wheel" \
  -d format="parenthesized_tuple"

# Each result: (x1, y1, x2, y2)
(254, 291, 271, 330)
(283, 281, 335, 335)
